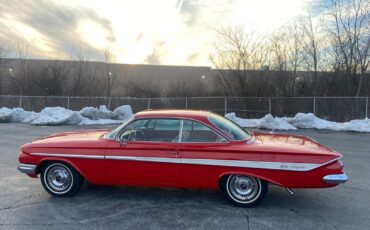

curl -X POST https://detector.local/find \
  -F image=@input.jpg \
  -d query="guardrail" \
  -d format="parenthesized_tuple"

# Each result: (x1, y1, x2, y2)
(0, 95, 368, 122)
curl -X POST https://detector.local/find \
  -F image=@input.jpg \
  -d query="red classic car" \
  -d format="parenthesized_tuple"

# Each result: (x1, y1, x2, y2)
(18, 110, 348, 206)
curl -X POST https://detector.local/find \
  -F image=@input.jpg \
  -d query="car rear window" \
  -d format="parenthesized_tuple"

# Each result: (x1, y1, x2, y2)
(208, 114, 249, 141)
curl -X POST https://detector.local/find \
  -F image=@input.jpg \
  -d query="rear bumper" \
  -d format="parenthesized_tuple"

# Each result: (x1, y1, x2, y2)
(323, 173, 348, 184)
(18, 164, 37, 174)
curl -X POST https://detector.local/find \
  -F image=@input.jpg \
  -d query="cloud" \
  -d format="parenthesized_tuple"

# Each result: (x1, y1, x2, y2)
(186, 53, 199, 63)
(0, 0, 115, 59)
(0, 0, 321, 65)
(144, 40, 166, 65)
(179, 0, 201, 26)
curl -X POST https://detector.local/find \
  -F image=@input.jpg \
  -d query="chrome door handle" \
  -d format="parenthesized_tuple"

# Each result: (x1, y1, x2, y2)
(167, 151, 179, 156)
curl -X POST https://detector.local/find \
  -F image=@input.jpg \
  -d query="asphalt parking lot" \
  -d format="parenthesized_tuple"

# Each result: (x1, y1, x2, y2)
(0, 123, 369, 230)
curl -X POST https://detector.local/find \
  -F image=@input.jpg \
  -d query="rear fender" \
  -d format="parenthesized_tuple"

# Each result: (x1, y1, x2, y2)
(218, 171, 284, 187)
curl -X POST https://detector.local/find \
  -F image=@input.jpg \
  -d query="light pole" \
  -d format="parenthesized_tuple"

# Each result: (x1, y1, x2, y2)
(107, 72, 112, 97)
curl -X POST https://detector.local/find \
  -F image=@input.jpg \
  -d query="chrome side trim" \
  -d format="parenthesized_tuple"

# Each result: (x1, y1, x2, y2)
(30, 153, 104, 159)
(120, 117, 232, 142)
(105, 156, 181, 164)
(105, 156, 137, 161)
(323, 173, 348, 184)
(309, 155, 342, 171)
(18, 164, 37, 174)
(180, 158, 319, 171)
(29, 152, 340, 172)
(105, 156, 320, 171)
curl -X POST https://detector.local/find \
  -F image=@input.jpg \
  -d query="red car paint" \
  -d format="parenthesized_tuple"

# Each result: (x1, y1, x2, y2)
(19, 110, 345, 189)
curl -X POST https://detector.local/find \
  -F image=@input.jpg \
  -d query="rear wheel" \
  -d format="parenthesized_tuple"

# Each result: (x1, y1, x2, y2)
(40, 162, 84, 197)
(220, 174, 268, 207)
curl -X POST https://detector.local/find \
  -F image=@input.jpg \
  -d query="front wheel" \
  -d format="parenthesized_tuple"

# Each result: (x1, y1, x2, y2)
(220, 174, 268, 207)
(40, 162, 84, 197)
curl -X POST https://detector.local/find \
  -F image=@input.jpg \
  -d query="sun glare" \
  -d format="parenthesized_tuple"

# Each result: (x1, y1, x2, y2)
(2, 0, 316, 65)
(77, 20, 110, 49)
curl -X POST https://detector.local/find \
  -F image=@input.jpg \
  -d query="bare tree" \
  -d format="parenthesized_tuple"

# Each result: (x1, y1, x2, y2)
(123, 77, 161, 98)
(33, 60, 69, 96)
(210, 27, 267, 96)
(166, 76, 209, 97)
(0, 40, 7, 65)
(300, 14, 323, 96)
(325, 0, 370, 96)
(10, 37, 30, 95)
(0, 40, 8, 94)
(69, 44, 89, 96)
(269, 31, 289, 71)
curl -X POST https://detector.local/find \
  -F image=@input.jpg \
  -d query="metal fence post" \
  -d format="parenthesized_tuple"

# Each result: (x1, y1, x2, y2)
(185, 97, 188, 109)
(366, 97, 368, 118)
(268, 97, 272, 114)
(224, 97, 227, 115)
(313, 97, 316, 115)
(147, 98, 151, 110)
(67, 97, 70, 109)
(107, 97, 112, 110)
(19, 96, 22, 108)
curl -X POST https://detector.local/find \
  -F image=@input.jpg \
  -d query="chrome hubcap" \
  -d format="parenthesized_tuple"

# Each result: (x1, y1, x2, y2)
(228, 175, 259, 201)
(46, 165, 72, 192)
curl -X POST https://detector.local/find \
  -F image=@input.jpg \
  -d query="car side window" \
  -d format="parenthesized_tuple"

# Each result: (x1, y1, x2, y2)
(120, 123, 134, 141)
(121, 119, 181, 142)
(181, 120, 227, 143)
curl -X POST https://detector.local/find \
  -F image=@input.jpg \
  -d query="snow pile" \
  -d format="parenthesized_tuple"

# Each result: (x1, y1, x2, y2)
(0, 107, 38, 123)
(10, 108, 39, 123)
(113, 105, 133, 120)
(225, 113, 296, 130)
(31, 107, 82, 126)
(289, 113, 341, 130)
(2, 104, 369, 132)
(226, 112, 370, 132)
(79, 105, 132, 121)
(0, 108, 13, 123)
(80, 105, 117, 120)
(0, 105, 133, 126)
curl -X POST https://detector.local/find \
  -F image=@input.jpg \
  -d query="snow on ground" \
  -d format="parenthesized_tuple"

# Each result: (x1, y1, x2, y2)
(1, 105, 369, 132)
(227, 112, 370, 132)
(0, 105, 133, 126)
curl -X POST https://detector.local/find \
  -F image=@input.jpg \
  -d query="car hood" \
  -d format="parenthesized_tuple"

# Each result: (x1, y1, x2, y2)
(23, 129, 111, 149)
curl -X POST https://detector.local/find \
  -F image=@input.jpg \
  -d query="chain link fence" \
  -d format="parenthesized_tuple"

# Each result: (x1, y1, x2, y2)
(0, 95, 368, 122)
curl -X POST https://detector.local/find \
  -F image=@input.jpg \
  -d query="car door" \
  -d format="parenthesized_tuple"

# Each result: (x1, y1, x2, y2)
(105, 118, 182, 187)
(178, 119, 231, 188)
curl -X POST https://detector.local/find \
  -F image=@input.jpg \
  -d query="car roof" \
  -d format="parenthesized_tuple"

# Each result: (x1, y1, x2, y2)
(134, 110, 213, 120)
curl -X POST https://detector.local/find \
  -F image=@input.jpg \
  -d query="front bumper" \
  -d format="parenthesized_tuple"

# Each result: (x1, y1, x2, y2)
(18, 164, 37, 174)
(323, 173, 349, 184)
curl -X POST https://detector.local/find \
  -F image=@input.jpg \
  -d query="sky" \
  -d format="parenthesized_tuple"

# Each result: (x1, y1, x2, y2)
(0, 0, 322, 66)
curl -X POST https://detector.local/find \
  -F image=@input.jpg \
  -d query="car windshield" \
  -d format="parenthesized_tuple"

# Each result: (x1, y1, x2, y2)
(208, 114, 250, 141)
(105, 117, 134, 139)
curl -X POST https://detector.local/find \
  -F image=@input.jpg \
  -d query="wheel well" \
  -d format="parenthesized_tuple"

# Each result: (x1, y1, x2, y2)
(218, 173, 277, 188)
(218, 174, 229, 187)
(37, 160, 73, 174)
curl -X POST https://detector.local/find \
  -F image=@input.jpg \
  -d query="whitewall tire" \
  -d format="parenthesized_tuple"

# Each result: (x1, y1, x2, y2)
(221, 174, 268, 207)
